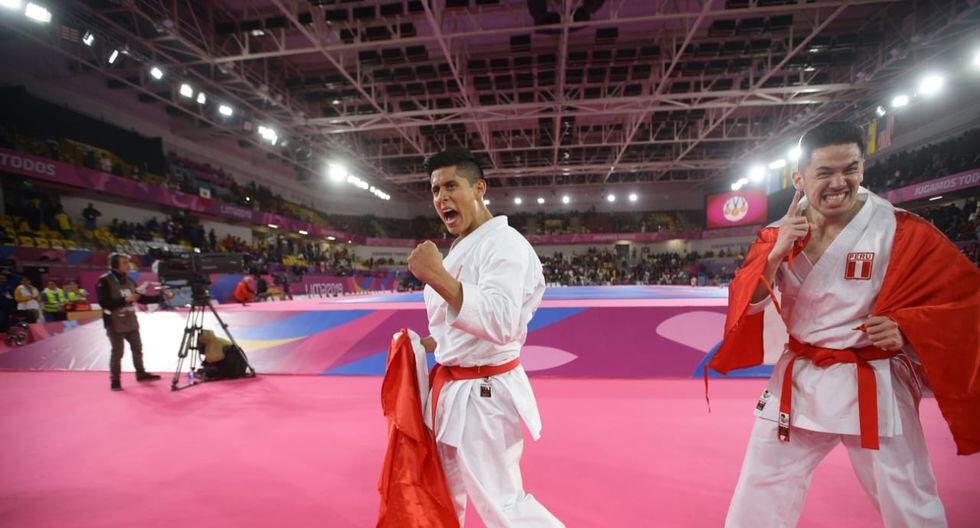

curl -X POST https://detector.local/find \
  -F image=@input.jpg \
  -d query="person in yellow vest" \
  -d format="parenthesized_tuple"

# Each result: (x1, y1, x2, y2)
(64, 280, 89, 311)
(41, 280, 68, 322)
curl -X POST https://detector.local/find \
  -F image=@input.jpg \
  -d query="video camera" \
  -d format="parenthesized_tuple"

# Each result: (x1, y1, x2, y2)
(156, 253, 245, 303)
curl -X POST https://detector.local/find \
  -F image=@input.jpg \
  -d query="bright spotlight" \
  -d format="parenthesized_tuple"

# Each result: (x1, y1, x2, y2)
(628, 193, 638, 202)
(267, 224, 278, 229)
(891, 94, 910, 108)
(737, 177, 749, 186)
(561, 195, 570, 204)
(196, 92, 206, 104)
(483, 199, 490, 205)
(24, 3, 51, 23)
(606, 194, 616, 203)
(514, 197, 522, 205)
(730, 182, 741, 191)
(875, 105, 886, 117)
(218, 104, 233, 117)
(82, 31, 95, 46)
(0, 1, 23, 11)
(974, 48, 980, 68)
(327, 236, 336, 241)
(537, 197, 545, 205)
(917, 73, 944, 97)
(749, 165, 766, 182)
(298, 230, 309, 235)
(179, 83, 194, 98)
(108, 49, 120, 64)
(258, 125, 278, 144)
(332, 99, 340, 105)
(787, 147, 801, 161)
(768, 159, 786, 170)
(149, 66, 164, 80)
(327, 162, 347, 183)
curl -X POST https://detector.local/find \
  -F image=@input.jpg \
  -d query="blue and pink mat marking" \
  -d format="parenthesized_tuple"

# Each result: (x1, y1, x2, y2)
(0, 285, 770, 379)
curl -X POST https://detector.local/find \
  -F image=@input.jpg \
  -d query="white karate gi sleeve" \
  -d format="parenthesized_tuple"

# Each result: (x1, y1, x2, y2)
(446, 244, 529, 346)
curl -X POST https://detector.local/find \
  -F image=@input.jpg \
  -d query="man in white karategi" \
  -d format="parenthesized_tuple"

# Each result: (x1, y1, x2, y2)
(711, 122, 980, 527)
(406, 147, 564, 527)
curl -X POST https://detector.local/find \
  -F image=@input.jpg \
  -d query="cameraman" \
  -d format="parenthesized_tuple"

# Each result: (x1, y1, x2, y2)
(96, 253, 173, 391)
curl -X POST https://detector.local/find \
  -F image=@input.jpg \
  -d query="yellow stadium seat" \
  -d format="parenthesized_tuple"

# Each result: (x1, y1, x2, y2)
(34, 238, 50, 248)
(50, 239, 65, 249)
(19, 236, 35, 248)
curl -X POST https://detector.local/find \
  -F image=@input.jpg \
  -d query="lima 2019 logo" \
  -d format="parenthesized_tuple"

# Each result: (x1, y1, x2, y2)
(722, 195, 749, 222)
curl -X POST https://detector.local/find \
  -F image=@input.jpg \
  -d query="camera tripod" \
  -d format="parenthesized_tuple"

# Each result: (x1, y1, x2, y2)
(171, 288, 255, 391)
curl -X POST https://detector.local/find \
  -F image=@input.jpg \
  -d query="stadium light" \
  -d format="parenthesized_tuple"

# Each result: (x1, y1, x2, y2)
(149, 66, 164, 80)
(196, 92, 206, 104)
(298, 230, 309, 235)
(537, 197, 545, 204)
(891, 94, 910, 108)
(768, 159, 787, 170)
(327, 236, 336, 241)
(82, 31, 95, 46)
(606, 194, 616, 203)
(258, 125, 278, 145)
(483, 199, 490, 205)
(327, 162, 347, 183)
(179, 83, 194, 98)
(628, 193, 638, 202)
(730, 182, 740, 191)
(875, 105, 887, 117)
(929, 196, 943, 201)
(267, 224, 278, 229)
(218, 104, 233, 117)
(332, 99, 340, 105)
(24, 3, 51, 23)
(787, 147, 801, 161)
(561, 195, 570, 204)
(514, 197, 522, 205)
(0, 1, 23, 11)
(917, 73, 944, 97)
(108, 49, 119, 64)
(974, 48, 980, 69)
(748, 165, 766, 183)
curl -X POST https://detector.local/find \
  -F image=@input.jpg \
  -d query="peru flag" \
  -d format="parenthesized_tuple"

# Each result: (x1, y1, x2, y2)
(845, 252, 875, 280)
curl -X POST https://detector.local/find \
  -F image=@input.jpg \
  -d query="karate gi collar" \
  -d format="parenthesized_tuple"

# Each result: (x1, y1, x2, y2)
(448, 215, 508, 257)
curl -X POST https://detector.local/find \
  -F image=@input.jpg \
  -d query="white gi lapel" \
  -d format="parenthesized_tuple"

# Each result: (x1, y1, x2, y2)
(443, 215, 506, 276)
(796, 188, 875, 298)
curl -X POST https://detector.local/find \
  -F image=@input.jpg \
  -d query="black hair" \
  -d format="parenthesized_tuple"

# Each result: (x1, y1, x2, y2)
(797, 121, 865, 169)
(108, 253, 128, 270)
(422, 147, 484, 184)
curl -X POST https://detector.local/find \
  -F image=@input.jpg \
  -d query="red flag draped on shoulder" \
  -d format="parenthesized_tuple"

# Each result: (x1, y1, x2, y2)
(871, 212, 980, 455)
(709, 212, 980, 455)
(377, 330, 459, 527)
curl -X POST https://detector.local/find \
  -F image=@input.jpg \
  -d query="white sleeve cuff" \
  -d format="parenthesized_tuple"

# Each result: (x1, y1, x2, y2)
(445, 281, 482, 334)
(746, 295, 772, 315)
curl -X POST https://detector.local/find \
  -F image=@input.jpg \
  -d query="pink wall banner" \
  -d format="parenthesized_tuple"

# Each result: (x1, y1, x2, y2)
(705, 190, 767, 229)
(882, 169, 980, 204)
(0, 148, 363, 242)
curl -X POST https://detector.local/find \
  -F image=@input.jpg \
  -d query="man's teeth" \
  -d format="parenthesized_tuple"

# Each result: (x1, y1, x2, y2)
(823, 192, 846, 204)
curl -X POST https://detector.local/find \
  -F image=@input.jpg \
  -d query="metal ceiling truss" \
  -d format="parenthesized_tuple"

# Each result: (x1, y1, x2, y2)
(23, 0, 967, 197)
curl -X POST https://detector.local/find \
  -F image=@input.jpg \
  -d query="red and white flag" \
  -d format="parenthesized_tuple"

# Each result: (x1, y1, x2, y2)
(845, 252, 875, 280)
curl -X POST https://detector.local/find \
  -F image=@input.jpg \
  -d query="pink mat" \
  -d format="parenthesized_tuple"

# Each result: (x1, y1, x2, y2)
(1, 373, 977, 527)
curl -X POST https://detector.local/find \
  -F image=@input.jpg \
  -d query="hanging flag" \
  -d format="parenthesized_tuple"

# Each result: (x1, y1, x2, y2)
(877, 114, 894, 150)
(867, 118, 878, 155)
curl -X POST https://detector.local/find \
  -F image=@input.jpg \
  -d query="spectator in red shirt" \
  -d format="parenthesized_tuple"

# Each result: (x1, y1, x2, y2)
(233, 276, 255, 305)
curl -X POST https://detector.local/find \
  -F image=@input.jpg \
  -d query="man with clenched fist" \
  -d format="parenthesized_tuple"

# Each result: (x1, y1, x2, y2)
(405, 147, 564, 527)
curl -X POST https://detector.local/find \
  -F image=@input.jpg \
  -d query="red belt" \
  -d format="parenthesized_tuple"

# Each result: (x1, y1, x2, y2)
(428, 358, 521, 427)
(779, 337, 898, 450)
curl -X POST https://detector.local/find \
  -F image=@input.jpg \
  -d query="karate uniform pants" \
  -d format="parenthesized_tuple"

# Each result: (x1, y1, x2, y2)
(725, 367, 946, 528)
(435, 388, 564, 528)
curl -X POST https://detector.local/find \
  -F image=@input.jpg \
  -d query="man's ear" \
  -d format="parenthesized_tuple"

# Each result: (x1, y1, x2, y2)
(791, 171, 803, 190)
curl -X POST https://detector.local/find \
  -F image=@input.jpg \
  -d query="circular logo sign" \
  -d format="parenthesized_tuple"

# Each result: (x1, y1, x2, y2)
(722, 195, 749, 222)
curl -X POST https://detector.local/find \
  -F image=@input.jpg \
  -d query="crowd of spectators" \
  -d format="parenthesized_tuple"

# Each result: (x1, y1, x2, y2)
(863, 128, 980, 193)
(540, 247, 742, 286)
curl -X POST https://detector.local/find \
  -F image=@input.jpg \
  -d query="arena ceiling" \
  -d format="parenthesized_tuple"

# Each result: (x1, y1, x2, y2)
(4, 0, 979, 197)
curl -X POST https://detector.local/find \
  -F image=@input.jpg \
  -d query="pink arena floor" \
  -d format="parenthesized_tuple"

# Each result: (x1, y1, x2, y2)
(1, 372, 978, 527)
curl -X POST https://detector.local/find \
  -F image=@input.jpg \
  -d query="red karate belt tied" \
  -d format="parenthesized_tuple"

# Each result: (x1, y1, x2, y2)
(429, 359, 521, 427)
(779, 336, 899, 450)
